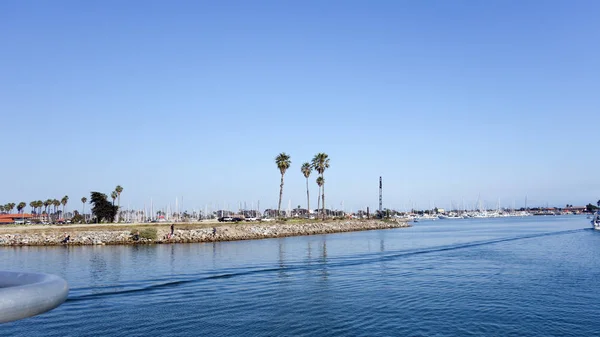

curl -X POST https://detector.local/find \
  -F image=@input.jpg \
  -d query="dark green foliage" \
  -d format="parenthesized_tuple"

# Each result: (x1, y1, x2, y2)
(90, 192, 118, 223)
(71, 211, 84, 224)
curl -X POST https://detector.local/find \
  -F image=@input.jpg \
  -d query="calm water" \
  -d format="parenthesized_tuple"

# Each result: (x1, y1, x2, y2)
(2, 216, 600, 336)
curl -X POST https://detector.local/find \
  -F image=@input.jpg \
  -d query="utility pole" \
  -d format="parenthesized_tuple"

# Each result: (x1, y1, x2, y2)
(379, 176, 383, 215)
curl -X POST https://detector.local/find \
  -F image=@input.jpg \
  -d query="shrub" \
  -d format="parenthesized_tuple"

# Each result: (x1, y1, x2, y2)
(131, 228, 157, 240)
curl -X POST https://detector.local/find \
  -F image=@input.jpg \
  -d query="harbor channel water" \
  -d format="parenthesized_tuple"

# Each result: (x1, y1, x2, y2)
(1, 216, 599, 336)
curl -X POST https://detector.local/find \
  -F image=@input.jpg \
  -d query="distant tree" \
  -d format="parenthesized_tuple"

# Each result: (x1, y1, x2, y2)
(61, 196, 69, 218)
(17, 202, 26, 214)
(275, 152, 291, 218)
(316, 176, 324, 217)
(81, 197, 87, 223)
(311, 153, 330, 220)
(115, 185, 123, 222)
(52, 199, 60, 219)
(90, 192, 118, 223)
(71, 211, 84, 224)
(43, 200, 51, 216)
(110, 191, 117, 206)
(301, 162, 312, 215)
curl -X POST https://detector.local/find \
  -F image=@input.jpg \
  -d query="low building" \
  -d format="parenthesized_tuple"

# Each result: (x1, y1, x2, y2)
(0, 213, 34, 224)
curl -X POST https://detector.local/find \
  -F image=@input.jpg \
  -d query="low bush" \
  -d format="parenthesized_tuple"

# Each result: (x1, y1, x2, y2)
(130, 228, 157, 240)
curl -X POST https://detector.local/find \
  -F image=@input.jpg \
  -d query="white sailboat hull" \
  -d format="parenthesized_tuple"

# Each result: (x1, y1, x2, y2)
(591, 211, 600, 230)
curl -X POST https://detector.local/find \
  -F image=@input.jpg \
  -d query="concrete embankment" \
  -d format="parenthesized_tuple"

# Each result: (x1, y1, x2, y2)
(0, 220, 410, 246)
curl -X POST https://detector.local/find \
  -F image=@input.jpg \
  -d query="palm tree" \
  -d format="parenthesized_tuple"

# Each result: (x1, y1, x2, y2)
(316, 176, 324, 218)
(44, 199, 51, 217)
(311, 153, 330, 220)
(111, 191, 118, 206)
(61, 196, 69, 218)
(301, 162, 312, 217)
(36, 200, 43, 219)
(115, 185, 123, 222)
(81, 197, 87, 214)
(7, 203, 16, 214)
(29, 201, 36, 216)
(275, 153, 291, 219)
(0, 205, 4, 214)
(81, 197, 87, 223)
(17, 202, 26, 214)
(53, 199, 60, 220)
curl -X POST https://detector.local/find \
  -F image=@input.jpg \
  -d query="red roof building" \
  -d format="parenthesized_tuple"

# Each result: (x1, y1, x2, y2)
(0, 213, 34, 224)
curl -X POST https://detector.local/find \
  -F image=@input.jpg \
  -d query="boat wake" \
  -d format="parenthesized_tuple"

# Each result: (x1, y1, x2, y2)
(66, 228, 587, 303)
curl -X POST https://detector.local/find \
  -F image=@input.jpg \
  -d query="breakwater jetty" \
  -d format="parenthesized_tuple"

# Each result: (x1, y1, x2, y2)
(0, 220, 410, 246)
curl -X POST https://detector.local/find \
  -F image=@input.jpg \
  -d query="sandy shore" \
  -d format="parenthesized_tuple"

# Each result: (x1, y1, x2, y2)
(0, 219, 410, 246)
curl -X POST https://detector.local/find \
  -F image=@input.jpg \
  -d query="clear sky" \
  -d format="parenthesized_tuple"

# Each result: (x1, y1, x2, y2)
(2, 1, 599, 213)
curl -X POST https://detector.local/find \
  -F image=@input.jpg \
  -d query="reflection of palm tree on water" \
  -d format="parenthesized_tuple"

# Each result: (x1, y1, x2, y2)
(320, 239, 328, 280)
(278, 242, 288, 279)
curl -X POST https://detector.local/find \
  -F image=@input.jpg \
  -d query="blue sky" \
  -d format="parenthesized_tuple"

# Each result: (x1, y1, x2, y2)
(1, 1, 599, 212)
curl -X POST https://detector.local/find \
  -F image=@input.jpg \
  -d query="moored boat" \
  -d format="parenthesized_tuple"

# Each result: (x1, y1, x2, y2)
(592, 211, 600, 230)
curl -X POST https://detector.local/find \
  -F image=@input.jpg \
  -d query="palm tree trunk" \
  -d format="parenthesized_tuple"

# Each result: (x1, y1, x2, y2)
(277, 174, 284, 218)
(322, 174, 325, 220)
(306, 178, 310, 218)
(117, 195, 121, 222)
(317, 186, 321, 218)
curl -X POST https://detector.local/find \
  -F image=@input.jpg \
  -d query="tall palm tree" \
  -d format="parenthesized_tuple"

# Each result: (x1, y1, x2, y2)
(61, 196, 69, 218)
(275, 153, 291, 219)
(81, 197, 87, 214)
(0, 205, 4, 214)
(7, 203, 16, 214)
(81, 197, 87, 223)
(44, 199, 51, 217)
(52, 199, 60, 219)
(29, 201, 36, 216)
(17, 202, 26, 214)
(311, 153, 330, 220)
(111, 191, 118, 206)
(316, 176, 324, 218)
(115, 185, 123, 222)
(36, 200, 43, 219)
(301, 162, 312, 217)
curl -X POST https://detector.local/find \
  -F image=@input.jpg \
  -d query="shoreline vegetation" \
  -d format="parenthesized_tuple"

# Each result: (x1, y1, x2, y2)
(0, 219, 410, 247)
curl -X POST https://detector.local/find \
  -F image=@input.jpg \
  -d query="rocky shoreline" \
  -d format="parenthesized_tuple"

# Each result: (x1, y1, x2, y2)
(0, 220, 410, 247)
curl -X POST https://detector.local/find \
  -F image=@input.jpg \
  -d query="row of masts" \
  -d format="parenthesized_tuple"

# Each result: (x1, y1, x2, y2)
(110, 195, 537, 223)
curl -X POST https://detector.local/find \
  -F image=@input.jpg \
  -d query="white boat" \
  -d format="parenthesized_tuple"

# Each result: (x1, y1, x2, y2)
(414, 214, 438, 221)
(592, 211, 600, 230)
(438, 213, 463, 220)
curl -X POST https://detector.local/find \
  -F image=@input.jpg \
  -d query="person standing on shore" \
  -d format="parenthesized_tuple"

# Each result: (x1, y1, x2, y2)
(170, 223, 174, 239)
